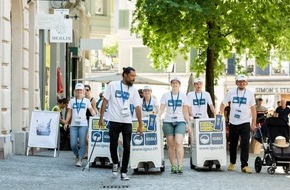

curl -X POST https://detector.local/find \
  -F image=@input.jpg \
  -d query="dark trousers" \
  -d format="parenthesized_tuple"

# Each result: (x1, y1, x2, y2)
(229, 122, 250, 168)
(109, 121, 132, 173)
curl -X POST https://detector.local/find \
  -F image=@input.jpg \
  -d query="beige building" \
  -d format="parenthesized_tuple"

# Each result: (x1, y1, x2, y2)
(0, 0, 92, 159)
(0, 0, 39, 158)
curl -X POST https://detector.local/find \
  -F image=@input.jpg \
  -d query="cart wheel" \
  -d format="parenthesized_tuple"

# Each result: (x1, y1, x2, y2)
(134, 168, 138, 173)
(160, 166, 165, 172)
(267, 167, 275, 175)
(100, 158, 106, 166)
(144, 163, 149, 173)
(190, 157, 195, 170)
(216, 164, 221, 170)
(254, 157, 262, 173)
(208, 161, 213, 171)
(91, 161, 96, 167)
(283, 165, 290, 174)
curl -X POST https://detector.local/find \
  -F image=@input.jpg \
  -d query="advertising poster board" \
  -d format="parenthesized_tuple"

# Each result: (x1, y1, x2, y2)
(27, 111, 60, 149)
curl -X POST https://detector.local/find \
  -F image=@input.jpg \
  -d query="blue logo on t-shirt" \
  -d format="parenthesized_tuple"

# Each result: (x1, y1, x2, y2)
(115, 90, 130, 100)
(168, 100, 182, 107)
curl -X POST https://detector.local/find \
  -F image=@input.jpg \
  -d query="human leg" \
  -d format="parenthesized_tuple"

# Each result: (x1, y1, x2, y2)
(163, 122, 176, 172)
(70, 126, 79, 158)
(78, 126, 88, 159)
(120, 123, 132, 174)
(240, 123, 250, 168)
(229, 124, 240, 165)
(109, 122, 121, 164)
(174, 122, 186, 173)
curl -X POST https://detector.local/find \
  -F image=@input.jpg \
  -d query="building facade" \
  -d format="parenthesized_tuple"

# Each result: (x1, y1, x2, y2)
(0, 0, 40, 158)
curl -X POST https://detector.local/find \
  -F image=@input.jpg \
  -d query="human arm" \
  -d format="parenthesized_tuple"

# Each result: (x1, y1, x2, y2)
(250, 105, 257, 131)
(98, 98, 108, 127)
(158, 104, 166, 118)
(183, 105, 191, 135)
(209, 104, 216, 117)
(64, 108, 72, 131)
(91, 98, 97, 113)
(219, 103, 225, 115)
(135, 106, 143, 134)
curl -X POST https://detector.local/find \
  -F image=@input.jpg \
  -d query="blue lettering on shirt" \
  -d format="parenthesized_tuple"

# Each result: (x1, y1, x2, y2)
(168, 100, 182, 107)
(232, 97, 247, 105)
(73, 103, 86, 109)
(142, 105, 153, 112)
(115, 90, 130, 100)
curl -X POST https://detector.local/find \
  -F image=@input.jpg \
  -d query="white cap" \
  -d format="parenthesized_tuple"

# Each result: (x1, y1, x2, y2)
(235, 74, 248, 81)
(170, 77, 181, 83)
(143, 85, 152, 90)
(75, 83, 84, 90)
(194, 78, 203, 83)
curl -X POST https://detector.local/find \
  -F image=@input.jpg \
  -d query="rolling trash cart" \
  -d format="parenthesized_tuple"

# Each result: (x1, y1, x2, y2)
(130, 114, 165, 173)
(87, 117, 113, 169)
(190, 114, 227, 170)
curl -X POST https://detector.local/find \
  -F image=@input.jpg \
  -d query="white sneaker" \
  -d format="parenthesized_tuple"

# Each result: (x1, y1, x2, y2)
(75, 158, 82, 167)
(121, 173, 129, 181)
(112, 164, 118, 177)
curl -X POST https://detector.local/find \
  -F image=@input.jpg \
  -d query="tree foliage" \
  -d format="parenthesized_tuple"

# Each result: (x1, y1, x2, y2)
(131, 0, 290, 106)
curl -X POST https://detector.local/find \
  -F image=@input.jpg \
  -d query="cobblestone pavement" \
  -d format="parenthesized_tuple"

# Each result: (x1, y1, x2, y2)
(0, 148, 289, 190)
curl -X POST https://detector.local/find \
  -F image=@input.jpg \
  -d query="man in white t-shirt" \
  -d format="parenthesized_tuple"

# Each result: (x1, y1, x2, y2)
(99, 67, 142, 181)
(219, 74, 256, 174)
(187, 78, 215, 118)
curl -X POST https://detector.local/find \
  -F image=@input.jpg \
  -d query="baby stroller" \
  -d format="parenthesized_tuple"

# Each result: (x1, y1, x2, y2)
(254, 117, 290, 174)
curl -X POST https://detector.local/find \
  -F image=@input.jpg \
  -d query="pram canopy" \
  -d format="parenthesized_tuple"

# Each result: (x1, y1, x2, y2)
(265, 117, 289, 143)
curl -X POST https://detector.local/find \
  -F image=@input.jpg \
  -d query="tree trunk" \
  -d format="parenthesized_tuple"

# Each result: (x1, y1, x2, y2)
(206, 21, 216, 118)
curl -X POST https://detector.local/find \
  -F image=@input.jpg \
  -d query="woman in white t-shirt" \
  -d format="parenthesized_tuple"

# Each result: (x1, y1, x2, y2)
(141, 85, 159, 117)
(159, 77, 190, 174)
(64, 83, 96, 167)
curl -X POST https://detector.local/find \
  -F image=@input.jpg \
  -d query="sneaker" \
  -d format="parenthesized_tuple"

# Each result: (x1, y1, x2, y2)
(171, 165, 177, 174)
(112, 164, 118, 177)
(177, 164, 183, 174)
(242, 166, 252, 174)
(228, 163, 235, 171)
(121, 173, 129, 181)
(75, 158, 82, 167)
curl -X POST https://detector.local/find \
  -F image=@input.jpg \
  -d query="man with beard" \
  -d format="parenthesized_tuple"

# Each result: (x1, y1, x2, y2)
(219, 74, 256, 174)
(99, 67, 142, 181)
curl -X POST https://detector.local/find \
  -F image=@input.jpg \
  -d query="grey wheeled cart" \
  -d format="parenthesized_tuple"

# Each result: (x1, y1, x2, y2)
(190, 116, 227, 170)
(130, 115, 165, 173)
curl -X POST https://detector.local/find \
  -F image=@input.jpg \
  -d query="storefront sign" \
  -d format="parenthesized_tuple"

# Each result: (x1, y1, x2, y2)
(255, 87, 290, 93)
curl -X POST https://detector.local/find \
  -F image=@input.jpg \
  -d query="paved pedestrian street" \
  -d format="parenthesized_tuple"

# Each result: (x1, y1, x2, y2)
(0, 148, 289, 190)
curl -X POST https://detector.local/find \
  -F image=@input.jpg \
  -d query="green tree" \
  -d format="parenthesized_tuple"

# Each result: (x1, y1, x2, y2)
(102, 43, 118, 57)
(131, 0, 290, 106)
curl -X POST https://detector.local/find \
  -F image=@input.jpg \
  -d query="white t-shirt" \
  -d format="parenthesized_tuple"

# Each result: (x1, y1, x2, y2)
(160, 91, 189, 122)
(187, 91, 213, 118)
(130, 98, 142, 119)
(104, 81, 141, 123)
(68, 97, 92, 126)
(222, 87, 255, 125)
(141, 96, 159, 117)
(96, 99, 110, 120)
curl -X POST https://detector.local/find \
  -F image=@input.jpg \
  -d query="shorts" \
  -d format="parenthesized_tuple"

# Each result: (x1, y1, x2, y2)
(162, 121, 186, 136)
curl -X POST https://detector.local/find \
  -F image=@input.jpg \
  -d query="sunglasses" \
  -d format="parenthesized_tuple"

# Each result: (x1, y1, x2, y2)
(85, 89, 90, 91)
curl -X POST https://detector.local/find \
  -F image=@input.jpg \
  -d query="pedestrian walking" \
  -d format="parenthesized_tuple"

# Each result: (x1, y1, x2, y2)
(141, 85, 159, 117)
(187, 78, 215, 119)
(98, 67, 142, 181)
(159, 77, 191, 174)
(274, 99, 290, 123)
(64, 83, 97, 167)
(219, 74, 257, 174)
